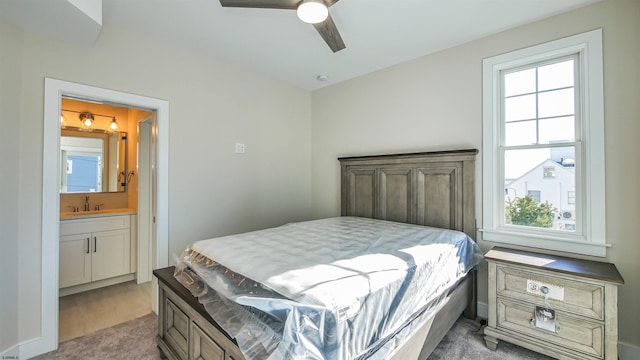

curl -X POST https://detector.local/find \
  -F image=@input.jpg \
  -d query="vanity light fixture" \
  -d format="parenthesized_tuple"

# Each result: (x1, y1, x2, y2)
(61, 109, 119, 132)
(109, 117, 118, 131)
(79, 112, 95, 130)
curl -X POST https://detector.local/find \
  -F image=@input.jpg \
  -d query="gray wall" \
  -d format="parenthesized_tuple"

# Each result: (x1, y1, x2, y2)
(3, 21, 312, 346)
(0, 19, 22, 354)
(311, 0, 640, 348)
(2, 0, 639, 355)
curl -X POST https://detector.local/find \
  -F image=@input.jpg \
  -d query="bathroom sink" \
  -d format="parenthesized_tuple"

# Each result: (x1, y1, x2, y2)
(93, 208, 134, 215)
(60, 208, 136, 219)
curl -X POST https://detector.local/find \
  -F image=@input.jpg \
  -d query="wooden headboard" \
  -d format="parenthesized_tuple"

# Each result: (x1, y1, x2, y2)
(339, 149, 478, 238)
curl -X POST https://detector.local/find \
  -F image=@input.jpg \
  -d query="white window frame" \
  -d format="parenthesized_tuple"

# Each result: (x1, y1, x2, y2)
(482, 29, 607, 257)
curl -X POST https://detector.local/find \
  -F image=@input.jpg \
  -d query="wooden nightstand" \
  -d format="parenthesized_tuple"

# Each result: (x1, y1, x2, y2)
(484, 247, 624, 360)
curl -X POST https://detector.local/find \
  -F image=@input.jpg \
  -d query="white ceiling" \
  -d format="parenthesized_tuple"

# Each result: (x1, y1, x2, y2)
(2, 0, 599, 90)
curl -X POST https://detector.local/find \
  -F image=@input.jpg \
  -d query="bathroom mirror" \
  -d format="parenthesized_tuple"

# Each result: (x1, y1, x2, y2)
(60, 128, 127, 193)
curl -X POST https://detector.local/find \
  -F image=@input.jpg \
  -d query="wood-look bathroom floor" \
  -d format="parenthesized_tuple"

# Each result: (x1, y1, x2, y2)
(58, 280, 153, 343)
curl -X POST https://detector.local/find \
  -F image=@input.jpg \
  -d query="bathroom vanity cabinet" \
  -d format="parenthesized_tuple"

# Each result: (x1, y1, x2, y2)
(60, 214, 136, 294)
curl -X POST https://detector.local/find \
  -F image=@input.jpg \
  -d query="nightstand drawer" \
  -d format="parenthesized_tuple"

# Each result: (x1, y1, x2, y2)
(497, 265, 604, 320)
(496, 298, 603, 358)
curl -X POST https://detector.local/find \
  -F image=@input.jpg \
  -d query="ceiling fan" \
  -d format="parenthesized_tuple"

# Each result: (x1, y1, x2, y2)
(219, 0, 346, 52)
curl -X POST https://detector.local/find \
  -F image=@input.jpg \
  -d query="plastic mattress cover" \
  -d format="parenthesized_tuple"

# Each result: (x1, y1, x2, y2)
(175, 217, 482, 360)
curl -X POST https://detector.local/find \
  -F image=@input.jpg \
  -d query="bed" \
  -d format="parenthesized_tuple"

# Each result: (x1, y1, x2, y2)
(154, 149, 480, 360)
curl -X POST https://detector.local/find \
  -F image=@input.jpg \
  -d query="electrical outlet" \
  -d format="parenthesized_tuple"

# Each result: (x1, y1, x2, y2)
(526, 279, 564, 301)
(235, 143, 246, 154)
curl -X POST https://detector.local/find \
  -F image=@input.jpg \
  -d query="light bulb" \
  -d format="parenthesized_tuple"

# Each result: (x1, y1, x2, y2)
(110, 118, 118, 130)
(79, 112, 95, 129)
(297, 1, 328, 24)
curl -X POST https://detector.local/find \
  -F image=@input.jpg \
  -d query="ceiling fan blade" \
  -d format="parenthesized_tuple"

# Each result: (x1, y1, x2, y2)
(219, 0, 299, 10)
(312, 13, 345, 52)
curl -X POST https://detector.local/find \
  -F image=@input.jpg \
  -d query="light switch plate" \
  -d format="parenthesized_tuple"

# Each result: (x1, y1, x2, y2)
(235, 143, 245, 154)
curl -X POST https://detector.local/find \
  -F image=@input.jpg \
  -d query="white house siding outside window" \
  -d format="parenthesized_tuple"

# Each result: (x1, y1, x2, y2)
(482, 29, 606, 257)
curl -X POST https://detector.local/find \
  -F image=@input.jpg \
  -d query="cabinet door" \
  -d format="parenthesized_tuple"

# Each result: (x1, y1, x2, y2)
(191, 322, 225, 360)
(60, 233, 92, 288)
(91, 229, 131, 281)
(165, 298, 189, 360)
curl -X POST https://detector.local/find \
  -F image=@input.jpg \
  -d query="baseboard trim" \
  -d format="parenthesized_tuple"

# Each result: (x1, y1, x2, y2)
(4, 334, 56, 360)
(619, 341, 640, 360)
(1, 342, 19, 359)
(477, 301, 488, 319)
(59, 273, 135, 297)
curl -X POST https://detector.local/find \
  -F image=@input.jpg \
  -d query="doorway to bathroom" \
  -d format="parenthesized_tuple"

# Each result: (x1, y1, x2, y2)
(38, 78, 169, 355)
(57, 97, 155, 342)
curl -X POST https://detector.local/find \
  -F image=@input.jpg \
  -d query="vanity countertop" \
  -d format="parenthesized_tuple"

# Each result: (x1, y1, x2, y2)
(60, 208, 137, 220)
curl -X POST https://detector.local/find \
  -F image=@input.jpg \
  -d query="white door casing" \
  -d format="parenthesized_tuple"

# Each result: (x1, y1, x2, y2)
(31, 78, 169, 359)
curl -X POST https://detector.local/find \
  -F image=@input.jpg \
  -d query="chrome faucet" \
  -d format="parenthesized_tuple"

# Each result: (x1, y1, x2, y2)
(84, 195, 90, 212)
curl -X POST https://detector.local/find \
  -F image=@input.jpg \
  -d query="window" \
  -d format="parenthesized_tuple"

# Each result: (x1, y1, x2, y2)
(482, 29, 606, 257)
(527, 190, 541, 203)
(543, 166, 556, 179)
(60, 136, 104, 193)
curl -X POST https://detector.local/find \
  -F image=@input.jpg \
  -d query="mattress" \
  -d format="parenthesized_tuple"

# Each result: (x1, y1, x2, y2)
(175, 216, 482, 360)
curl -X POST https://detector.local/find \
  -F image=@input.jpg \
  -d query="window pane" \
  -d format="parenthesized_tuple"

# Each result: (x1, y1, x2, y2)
(539, 60, 574, 91)
(549, 146, 575, 167)
(539, 88, 574, 118)
(504, 148, 549, 180)
(66, 155, 101, 192)
(543, 166, 556, 178)
(527, 190, 541, 202)
(505, 94, 536, 121)
(504, 147, 576, 232)
(539, 116, 575, 143)
(505, 120, 536, 146)
(504, 68, 536, 97)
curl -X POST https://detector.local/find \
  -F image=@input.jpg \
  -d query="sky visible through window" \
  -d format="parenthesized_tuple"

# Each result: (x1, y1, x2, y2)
(503, 59, 575, 180)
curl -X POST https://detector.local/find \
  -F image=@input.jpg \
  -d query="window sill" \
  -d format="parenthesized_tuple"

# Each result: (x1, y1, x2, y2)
(479, 229, 608, 257)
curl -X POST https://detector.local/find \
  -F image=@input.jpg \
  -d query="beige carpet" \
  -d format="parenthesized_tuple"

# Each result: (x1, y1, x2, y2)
(427, 317, 553, 360)
(34, 313, 552, 359)
(33, 312, 165, 360)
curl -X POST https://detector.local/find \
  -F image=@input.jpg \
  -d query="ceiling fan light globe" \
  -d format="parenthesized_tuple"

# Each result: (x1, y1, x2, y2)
(297, 1, 328, 24)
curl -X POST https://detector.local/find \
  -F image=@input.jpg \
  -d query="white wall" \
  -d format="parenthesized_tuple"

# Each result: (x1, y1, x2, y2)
(7, 21, 312, 346)
(311, 0, 640, 349)
(0, 19, 23, 354)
